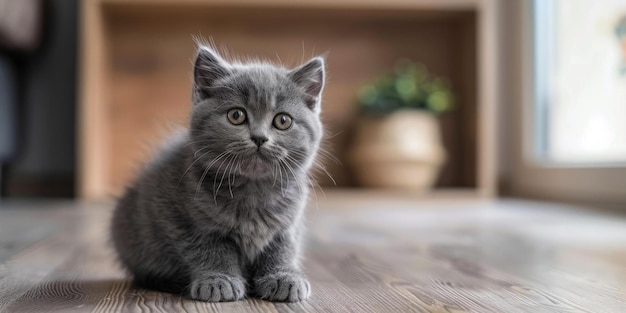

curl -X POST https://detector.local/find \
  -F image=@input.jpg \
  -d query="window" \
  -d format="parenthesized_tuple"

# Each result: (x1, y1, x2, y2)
(534, 0, 626, 164)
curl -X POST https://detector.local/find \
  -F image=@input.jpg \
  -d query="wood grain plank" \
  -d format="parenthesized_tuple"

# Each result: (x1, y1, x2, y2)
(2, 199, 626, 312)
(0, 237, 79, 312)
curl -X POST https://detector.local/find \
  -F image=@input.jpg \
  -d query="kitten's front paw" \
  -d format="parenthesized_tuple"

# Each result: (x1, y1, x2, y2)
(189, 274, 245, 302)
(254, 272, 311, 302)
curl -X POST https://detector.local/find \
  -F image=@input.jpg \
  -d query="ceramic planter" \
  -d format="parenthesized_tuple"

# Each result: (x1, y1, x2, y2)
(348, 109, 446, 192)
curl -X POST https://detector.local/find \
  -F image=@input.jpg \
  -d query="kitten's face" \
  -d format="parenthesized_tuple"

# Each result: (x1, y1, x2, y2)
(189, 47, 324, 179)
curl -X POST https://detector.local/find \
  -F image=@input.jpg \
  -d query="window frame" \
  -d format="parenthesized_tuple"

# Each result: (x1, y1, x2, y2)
(505, 0, 626, 207)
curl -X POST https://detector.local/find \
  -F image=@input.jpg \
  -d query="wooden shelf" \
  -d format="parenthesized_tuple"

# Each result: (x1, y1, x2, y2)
(310, 187, 490, 210)
(100, 0, 481, 10)
(78, 0, 498, 200)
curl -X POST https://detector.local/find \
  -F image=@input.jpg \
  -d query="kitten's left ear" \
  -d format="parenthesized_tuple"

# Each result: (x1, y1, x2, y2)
(289, 57, 325, 111)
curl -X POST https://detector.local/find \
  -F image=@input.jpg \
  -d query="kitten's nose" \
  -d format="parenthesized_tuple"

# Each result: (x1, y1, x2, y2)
(251, 135, 268, 147)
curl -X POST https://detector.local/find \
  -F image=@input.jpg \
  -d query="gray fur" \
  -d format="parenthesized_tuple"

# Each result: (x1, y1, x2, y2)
(111, 45, 325, 302)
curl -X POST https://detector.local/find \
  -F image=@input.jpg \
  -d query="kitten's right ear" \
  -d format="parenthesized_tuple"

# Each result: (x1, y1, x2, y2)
(193, 46, 231, 101)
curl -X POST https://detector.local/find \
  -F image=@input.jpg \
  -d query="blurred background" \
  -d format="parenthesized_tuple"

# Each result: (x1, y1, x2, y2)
(0, 0, 624, 209)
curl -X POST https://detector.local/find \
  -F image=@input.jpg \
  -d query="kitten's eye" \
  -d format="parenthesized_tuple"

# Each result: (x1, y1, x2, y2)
(227, 108, 246, 125)
(273, 113, 293, 130)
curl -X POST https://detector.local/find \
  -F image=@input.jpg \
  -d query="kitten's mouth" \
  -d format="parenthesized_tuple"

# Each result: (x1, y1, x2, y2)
(236, 150, 273, 177)
(255, 149, 271, 161)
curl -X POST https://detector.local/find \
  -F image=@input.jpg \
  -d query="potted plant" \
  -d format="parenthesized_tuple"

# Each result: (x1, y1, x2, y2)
(348, 59, 454, 192)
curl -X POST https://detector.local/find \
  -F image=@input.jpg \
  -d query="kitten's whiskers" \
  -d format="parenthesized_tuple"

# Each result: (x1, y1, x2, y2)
(178, 149, 214, 187)
(194, 149, 232, 200)
(213, 153, 236, 203)
(227, 154, 240, 198)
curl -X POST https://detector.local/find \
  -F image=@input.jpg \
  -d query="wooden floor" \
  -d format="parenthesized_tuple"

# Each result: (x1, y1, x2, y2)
(1, 192, 626, 312)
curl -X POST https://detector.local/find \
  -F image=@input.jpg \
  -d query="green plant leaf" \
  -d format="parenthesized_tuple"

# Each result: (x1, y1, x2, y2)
(357, 59, 455, 115)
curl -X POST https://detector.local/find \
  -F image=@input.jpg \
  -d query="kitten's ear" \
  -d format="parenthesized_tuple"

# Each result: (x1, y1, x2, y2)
(289, 57, 325, 111)
(193, 46, 231, 101)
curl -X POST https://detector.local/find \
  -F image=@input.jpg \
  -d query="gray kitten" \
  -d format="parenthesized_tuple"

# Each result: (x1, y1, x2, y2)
(111, 44, 325, 302)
